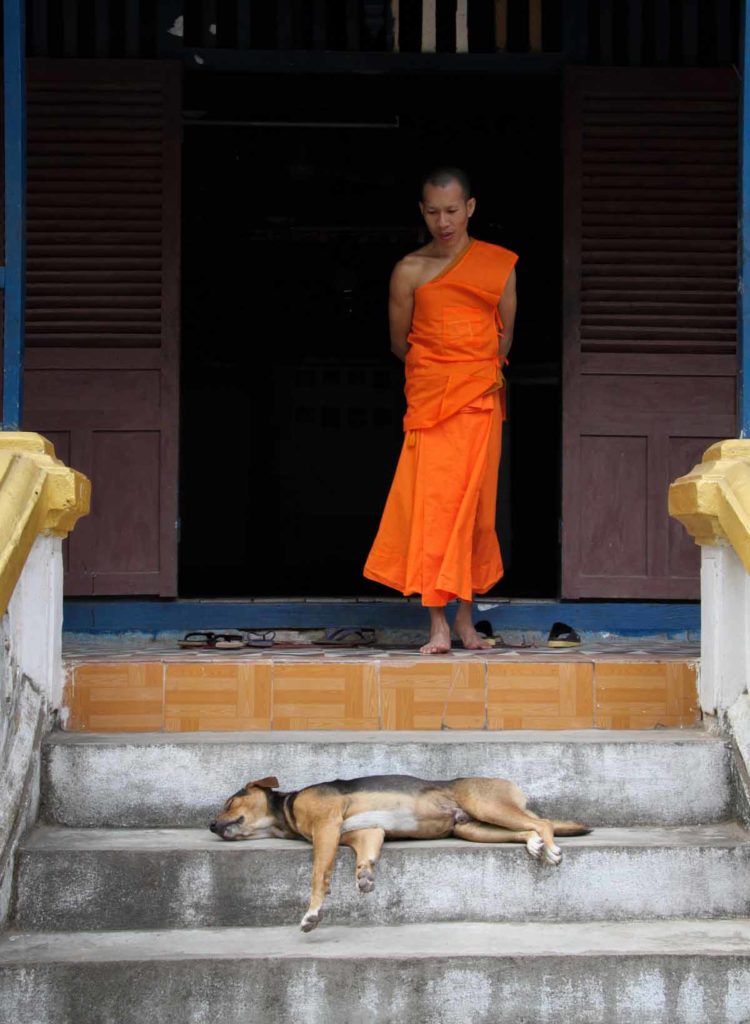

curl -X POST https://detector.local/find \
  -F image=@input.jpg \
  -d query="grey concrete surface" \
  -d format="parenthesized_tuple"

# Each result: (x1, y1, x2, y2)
(13, 824, 750, 931)
(728, 694, 750, 827)
(41, 729, 732, 827)
(1, 920, 749, 1024)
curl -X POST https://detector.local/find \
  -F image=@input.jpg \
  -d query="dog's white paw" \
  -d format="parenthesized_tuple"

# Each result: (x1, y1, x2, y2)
(357, 869, 375, 894)
(542, 843, 562, 866)
(300, 909, 322, 933)
(526, 835, 545, 860)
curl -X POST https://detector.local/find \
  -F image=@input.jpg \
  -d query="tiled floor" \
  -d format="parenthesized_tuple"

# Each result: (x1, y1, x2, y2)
(62, 638, 700, 733)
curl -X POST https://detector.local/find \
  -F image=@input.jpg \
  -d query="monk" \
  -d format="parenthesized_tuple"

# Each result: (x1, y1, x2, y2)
(364, 167, 517, 655)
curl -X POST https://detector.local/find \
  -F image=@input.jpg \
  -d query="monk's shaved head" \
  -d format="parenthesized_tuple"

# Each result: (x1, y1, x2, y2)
(421, 166, 472, 202)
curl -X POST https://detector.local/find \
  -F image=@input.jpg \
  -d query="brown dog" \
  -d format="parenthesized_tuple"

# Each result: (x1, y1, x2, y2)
(209, 774, 589, 932)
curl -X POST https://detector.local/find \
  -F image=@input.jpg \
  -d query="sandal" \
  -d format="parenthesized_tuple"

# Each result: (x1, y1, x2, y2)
(214, 632, 246, 649)
(547, 621, 581, 648)
(313, 626, 376, 647)
(178, 631, 245, 649)
(179, 631, 218, 648)
(242, 630, 276, 648)
(473, 620, 497, 647)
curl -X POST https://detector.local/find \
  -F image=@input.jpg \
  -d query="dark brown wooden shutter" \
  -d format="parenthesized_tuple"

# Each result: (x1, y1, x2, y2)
(562, 68, 737, 599)
(20, 60, 180, 595)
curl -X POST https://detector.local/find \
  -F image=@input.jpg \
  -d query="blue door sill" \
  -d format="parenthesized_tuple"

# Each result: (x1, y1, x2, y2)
(63, 598, 700, 639)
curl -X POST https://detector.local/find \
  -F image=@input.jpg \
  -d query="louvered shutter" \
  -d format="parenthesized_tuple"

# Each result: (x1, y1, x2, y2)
(20, 60, 180, 595)
(562, 68, 737, 599)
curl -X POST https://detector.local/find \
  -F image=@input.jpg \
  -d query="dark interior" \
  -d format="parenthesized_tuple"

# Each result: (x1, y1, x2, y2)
(179, 71, 562, 598)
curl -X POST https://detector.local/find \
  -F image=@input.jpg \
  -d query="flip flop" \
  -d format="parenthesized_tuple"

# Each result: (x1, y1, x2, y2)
(179, 631, 218, 648)
(547, 621, 581, 648)
(178, 631, 246, 649)
(214, 632, 246, 649)
(313, 627, 376, 647)
(242, 630, 276, 648)
(474, 622, 535, 650)
(473, 620, 497, 647)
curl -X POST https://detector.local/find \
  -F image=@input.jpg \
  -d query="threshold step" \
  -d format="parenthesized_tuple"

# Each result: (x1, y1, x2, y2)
(42, 729, 732, 828)
(14, 824, 750, 931)
(61, 643, 700, 732)
(1, 920, 749, 1024)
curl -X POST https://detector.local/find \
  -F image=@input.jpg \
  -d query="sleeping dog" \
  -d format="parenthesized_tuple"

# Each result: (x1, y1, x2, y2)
(209, 774, 589, 932)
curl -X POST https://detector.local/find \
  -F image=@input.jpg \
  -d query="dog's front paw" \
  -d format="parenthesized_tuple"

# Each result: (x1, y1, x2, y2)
(300, 909, 323, 933)
(526, 835, 544, 860)
(542, 843, 562, 866)
(357, 869, 375, 894)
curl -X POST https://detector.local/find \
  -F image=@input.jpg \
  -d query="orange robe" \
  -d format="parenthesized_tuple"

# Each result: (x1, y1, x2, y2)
(364, 239, 517, 607)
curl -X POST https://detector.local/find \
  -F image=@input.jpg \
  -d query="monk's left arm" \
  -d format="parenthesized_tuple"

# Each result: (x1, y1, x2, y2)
(498, 268, 517, 362)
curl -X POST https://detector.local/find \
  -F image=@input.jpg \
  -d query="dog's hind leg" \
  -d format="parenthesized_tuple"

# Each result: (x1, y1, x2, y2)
(453, 820, 542, 848)
(452, 780, 562, 865)
(341, 827, 385, 893)
(300, 821, 342, 933)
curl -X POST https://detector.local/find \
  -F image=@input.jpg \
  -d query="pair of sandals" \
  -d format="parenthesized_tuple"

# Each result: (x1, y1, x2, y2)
(475, 620, 581, 649)
(179, 630, 275, 650)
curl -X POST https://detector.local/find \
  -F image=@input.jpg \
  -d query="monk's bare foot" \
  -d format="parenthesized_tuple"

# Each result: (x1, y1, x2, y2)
(420, 612, 451, 655)
(454, 605, 492, 650)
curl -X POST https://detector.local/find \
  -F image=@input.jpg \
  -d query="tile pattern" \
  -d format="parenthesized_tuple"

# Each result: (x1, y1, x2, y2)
(165, 663, 272, 732)
(63, 641, 700, 733)
(380, 662, 486, 730)
(487, 663, 594, 730)
(593, 662, 700, 729)
(271, 663, 379, 730)
(66, 663, 164, 732)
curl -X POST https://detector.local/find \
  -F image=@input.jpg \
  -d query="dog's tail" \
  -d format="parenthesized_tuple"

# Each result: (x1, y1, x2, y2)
(551, 820, 591, 836)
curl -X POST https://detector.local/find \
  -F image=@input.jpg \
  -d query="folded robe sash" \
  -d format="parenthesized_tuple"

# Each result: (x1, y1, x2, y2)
(364, 239, 518, 606)
(403, 238, 518, 433)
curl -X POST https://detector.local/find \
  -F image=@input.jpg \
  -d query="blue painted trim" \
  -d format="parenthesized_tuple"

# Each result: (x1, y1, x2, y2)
(0, 267, 6, 289)
(2, 0, 26, 430)
(63, 599, 700, 638)
(740, 0, 750, 436)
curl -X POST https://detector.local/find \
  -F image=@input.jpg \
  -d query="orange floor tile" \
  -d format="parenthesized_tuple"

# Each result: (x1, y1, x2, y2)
(380, 662, 485, 730)
(62, 648, 700, 733)
(487, 663, 594, 730)
(593, 662, 699, 729)
(164, 662, 272, 732)
(271, 663, 379, 730)
(66, 663, 164, 732)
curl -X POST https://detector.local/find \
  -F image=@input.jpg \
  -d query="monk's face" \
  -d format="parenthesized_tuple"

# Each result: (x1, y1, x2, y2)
(420, 181, 476, 247)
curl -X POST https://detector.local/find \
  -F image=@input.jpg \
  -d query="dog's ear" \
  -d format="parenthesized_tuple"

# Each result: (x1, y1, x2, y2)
(247, 776, 279, 790)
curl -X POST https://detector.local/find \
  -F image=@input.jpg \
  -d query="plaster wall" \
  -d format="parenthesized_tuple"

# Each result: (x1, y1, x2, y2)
(0, 534, 63, 923)
(700, 545, 750, 714)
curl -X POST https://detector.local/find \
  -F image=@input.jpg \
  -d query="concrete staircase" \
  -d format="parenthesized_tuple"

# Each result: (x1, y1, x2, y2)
(2, 729, 750, 1023)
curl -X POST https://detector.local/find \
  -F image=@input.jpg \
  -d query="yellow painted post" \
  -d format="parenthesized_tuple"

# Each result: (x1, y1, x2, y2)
(0, 433, 90, 615)
(669, 440, 750, 573)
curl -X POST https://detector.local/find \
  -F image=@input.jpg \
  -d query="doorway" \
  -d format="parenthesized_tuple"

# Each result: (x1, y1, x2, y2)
(179, 71, 562, 598)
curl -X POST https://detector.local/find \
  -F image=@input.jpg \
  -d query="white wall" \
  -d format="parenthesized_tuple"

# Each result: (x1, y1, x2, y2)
(699, 545, 750, 715)
(0, 534, 64, 922)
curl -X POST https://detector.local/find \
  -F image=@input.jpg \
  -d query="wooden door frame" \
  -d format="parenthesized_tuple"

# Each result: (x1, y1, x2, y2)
(561, 66, 738, 599)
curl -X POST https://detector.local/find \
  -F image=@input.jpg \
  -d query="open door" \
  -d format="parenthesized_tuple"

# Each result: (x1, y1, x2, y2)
(561, 68, 737, 599)
(21, 60, 180, 595)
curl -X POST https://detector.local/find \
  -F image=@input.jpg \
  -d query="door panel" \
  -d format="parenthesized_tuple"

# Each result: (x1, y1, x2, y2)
(19, 60, 180, 595)
(562, 68, 738, 599)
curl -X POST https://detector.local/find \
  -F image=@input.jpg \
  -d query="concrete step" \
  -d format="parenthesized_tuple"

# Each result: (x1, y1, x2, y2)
(42, 729, 731, 829)
(1, 919, 749, 1023)
(13, 823, 750, 931)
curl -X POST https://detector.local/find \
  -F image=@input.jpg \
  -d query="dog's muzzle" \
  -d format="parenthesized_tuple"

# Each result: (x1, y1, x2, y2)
(209, 816, 244, 839)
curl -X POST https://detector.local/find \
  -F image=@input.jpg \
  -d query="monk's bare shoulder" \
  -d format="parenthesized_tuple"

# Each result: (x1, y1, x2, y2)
(392, 247, 439, 293)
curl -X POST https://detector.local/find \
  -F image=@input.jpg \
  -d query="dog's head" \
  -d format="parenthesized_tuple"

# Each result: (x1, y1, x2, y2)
(209, 776, 280, 840)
